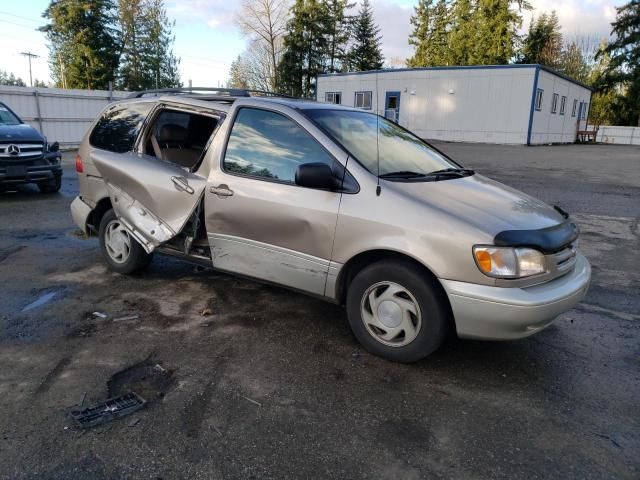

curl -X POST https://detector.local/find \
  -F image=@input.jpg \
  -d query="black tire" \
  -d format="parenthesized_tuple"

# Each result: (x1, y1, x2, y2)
(38, 175, 62, 193)
(346, 259, 450, 363)
(99, 209, 152, 274)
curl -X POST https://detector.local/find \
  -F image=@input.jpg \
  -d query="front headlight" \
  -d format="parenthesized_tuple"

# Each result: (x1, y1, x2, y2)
(473, 246, 546, 278)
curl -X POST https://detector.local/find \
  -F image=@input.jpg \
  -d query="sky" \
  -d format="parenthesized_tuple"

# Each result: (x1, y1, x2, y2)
(0, 0, 624, 89)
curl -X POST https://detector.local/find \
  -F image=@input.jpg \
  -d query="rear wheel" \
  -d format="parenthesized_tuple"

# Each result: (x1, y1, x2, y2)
(99, 209, 152, 274)
(346, 259, 450, 363)
(37, 175, 62, 193)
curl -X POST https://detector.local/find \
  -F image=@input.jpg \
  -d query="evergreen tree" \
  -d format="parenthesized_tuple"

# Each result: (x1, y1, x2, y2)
(118, 0, 181, 90)
(143, 0, 181, 89)
(40, 0, 119, 89)
(589, 42, 622, 126)
(473, 0, 527, 65)
(0, 70, 27, 87)
(520, 11, 563, 68)
(325, 0, 353, 72)
(227, 56, 251, 89)
(277, 0, 330, 97)
(117, 0, 145, 89)
(407, 0, 434, 67)
(448, 0, 475, 65)
(408, 0, 528, 67)
(349, 0, 384, 71)
(597, 0, 639, 126)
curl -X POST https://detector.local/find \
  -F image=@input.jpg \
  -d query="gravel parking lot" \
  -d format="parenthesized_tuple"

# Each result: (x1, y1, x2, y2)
(0, 143, 638, 479)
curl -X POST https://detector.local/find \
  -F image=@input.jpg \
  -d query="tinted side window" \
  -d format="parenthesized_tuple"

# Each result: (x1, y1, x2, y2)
(89, 102, 153, 153)
(223, 108, 333, 183)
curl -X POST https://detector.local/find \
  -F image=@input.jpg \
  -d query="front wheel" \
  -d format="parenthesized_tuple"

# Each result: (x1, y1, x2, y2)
(346, 259, 450, 363)
(99, 209, 152, 274)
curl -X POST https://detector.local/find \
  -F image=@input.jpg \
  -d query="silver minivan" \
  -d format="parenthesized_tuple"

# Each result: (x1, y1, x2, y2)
(71, 89, 591, 362)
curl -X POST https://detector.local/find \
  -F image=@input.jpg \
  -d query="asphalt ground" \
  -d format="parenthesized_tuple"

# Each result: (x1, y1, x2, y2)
(0, 143, 638, 479)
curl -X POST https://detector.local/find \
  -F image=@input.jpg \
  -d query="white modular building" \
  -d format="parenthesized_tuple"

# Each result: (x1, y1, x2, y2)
(316, 65, 592, 145)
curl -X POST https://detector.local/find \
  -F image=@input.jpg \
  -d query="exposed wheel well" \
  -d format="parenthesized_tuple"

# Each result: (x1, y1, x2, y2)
(87, 197, 113, 235)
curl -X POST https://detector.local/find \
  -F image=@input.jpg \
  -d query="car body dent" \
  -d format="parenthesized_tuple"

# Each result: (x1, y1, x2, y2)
(90, 149, 207, 250)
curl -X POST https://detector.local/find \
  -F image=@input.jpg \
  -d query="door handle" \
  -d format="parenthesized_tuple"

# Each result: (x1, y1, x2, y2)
(209, 185, 234, 197)
(171, 176, 195, 194)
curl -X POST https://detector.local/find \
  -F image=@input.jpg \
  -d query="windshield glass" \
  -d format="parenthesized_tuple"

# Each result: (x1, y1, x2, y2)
(0, 105, 21, 125)
(305, 109, 456, 176)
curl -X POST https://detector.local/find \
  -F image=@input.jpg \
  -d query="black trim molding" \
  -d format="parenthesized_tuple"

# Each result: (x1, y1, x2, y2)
(494, 221, 578, 254)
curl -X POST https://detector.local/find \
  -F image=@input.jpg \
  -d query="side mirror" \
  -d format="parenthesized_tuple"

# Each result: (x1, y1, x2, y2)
(295, 162, 341, 190)
(48, 141, 60, 152)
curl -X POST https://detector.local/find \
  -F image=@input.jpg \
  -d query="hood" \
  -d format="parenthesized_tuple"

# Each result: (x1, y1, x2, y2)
(0, 123, 43, 142)
(392, 173, 565, 236)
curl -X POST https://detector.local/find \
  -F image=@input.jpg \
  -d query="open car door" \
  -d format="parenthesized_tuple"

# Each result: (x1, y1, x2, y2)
(92, 150, 207, 252)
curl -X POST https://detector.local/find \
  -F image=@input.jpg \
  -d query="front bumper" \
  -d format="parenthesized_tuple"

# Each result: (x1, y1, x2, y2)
(0, 153, 62, 185)
(441, 253, 591, 340)
(71, 196, 93, 235)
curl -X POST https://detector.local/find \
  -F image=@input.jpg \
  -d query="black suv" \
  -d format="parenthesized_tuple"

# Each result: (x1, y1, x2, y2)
(0, 101, 62, 193)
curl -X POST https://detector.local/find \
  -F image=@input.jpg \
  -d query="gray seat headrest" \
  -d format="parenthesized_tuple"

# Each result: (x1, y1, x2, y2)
(158, 123, 188, 144)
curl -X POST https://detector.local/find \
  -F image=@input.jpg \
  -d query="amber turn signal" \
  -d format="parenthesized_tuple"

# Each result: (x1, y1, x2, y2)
(474, 249, 492, 273)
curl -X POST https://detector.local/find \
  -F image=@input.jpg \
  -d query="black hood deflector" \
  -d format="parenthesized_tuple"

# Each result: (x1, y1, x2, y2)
(494, 220, 578, 254)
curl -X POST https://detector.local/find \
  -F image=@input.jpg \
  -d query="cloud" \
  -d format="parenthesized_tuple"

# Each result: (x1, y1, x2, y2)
(370, 0, 414, 63)
(166, 0, 237, 32)
(526, 0, 618, 40)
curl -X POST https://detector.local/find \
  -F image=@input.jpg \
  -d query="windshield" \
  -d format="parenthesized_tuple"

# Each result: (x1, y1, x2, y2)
(305, 109, 457, 176)
(0, 105, 21, 125)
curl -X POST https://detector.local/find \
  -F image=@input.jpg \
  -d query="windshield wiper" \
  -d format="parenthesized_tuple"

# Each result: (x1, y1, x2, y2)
(428, 168, 475, 177)
(378, 170, 428, 179)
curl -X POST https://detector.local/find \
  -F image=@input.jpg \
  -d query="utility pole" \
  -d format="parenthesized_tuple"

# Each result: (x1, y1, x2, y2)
(20, 51, 39, 87)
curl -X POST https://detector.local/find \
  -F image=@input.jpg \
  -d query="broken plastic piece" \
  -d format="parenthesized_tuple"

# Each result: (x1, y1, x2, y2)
(70, 392, 146, 429)
(92, 312, 108, 319)
(113, 314, 140, 322)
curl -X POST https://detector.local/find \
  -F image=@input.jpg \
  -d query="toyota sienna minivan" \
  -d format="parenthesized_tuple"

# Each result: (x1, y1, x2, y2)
(71, 88, 591, 362)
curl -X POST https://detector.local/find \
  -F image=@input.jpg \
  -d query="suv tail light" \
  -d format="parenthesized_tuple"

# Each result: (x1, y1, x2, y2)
(75, 154, 84, 173)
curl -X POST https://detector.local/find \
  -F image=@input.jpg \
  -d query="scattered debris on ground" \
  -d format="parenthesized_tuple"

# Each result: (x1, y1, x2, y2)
(127, 417, 141, 428)
(200, 308, 213, 317)
(113, 314, 139, 322)
(67, 229, 88, 239)
(71, 392, 146, 429)
(242, 396, 262, 407)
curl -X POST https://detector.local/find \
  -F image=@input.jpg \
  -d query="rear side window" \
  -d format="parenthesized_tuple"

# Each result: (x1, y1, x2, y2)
(223, 108, 333, 183)
(89, 102, 153, 152)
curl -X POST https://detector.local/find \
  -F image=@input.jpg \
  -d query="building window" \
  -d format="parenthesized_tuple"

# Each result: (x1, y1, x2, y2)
(355, 91, 372, 110)
(581, 103, 588, 120)
(535, 89, 544, 111)
(325, 92, 342, 104)
(572, 99, 578, 117)
(551, 93, 559, 114)
(560, 96, 566, 115)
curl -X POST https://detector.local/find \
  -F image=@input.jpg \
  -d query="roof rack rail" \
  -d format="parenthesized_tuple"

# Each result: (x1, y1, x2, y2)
(127, 87, 294, 99)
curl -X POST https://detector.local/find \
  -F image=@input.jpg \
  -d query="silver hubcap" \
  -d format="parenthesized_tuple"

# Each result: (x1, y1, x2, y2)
(360, 281, 422, 347)
(104, 220, 132, 264)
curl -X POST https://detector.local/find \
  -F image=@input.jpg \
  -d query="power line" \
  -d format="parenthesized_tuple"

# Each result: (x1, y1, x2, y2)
(0, 10, 42, 24)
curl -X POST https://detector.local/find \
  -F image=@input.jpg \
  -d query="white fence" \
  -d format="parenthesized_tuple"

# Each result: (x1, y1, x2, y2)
(594, 125, 640, 146)
(0, 86, 129, 148)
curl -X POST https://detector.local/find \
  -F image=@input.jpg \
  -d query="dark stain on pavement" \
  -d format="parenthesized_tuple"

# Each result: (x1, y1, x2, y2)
(34, 355, 72, 396)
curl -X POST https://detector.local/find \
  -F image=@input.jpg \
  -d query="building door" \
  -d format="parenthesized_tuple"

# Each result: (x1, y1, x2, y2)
(385, 91, 401, 123)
